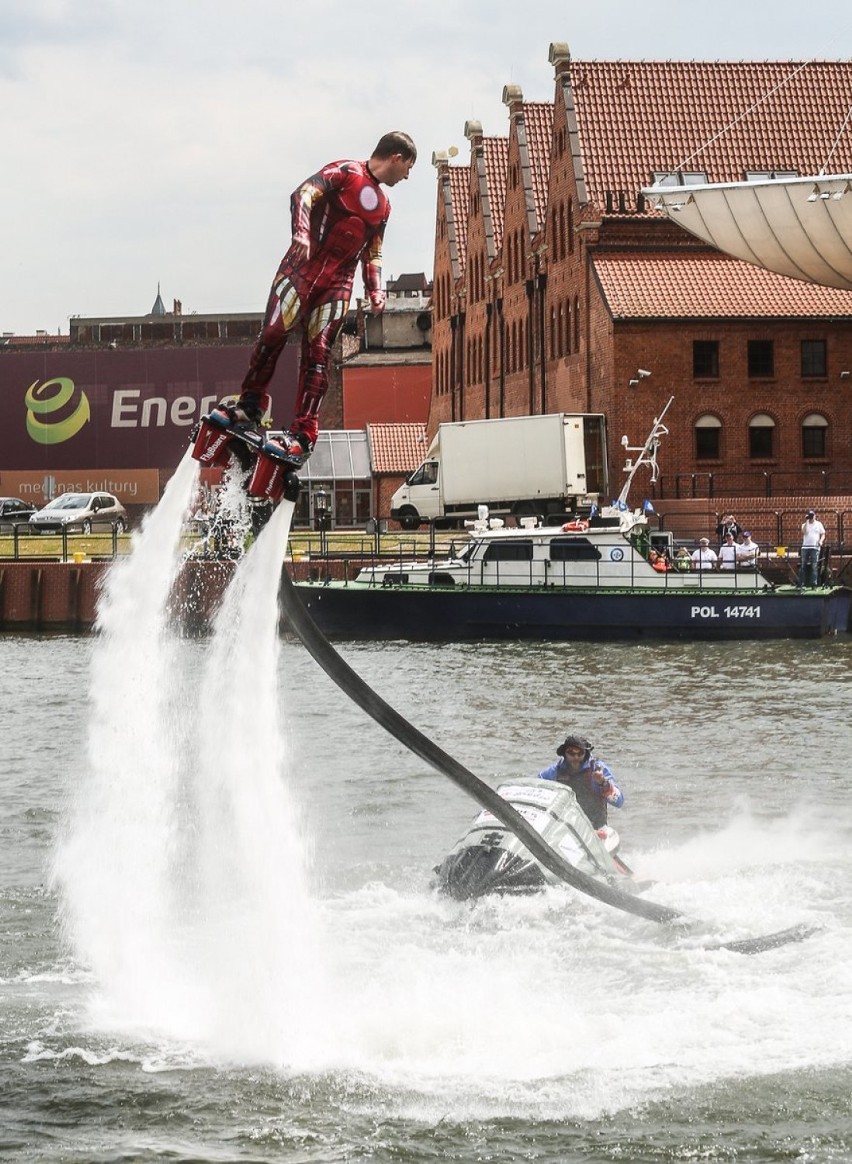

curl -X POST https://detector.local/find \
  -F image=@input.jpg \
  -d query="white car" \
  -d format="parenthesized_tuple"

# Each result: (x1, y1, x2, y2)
(28, 492, 128, 535)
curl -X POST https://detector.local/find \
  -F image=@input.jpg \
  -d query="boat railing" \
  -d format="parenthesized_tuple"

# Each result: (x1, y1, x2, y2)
(331, 553, 802, 591)
(481, 555, 772, 591)
(292, 531, 851, 591)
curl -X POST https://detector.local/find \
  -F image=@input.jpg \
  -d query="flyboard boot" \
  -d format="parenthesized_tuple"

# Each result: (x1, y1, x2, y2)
(190, 395, 310, 533)
(244, 431, 311, 535)
(190, 394, 271, 473)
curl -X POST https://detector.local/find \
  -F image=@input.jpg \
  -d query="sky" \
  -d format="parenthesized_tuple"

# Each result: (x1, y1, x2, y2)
(2, 0, 852, 335)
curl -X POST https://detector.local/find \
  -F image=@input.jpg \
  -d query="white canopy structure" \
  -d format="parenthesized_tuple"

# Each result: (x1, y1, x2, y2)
(645, 174, 852, 290)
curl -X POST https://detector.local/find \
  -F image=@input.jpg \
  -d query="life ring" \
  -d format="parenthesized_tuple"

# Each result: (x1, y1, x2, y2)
(562, 520, 590, 532)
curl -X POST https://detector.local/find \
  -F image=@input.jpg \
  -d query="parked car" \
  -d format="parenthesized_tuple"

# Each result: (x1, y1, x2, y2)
(0, 497, 38, 531)
(28, 492, 128, 535)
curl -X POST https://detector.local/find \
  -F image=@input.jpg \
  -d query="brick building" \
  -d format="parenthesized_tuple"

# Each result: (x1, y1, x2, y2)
(430, 47, 852, 502)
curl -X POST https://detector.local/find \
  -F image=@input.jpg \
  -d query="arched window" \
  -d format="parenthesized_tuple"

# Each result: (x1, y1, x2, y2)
(802, 412, 828, 458)
(748, 413, 776, 458)
(695, 414, 722, 460)
(559, 203, 566, 259)
(568, 198, 575, 254)
(564, 298, 571, 355)
(573, 295, 581, 351)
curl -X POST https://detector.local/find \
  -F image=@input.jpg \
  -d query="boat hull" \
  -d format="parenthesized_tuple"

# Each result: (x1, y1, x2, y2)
(293, 582, 852, 641)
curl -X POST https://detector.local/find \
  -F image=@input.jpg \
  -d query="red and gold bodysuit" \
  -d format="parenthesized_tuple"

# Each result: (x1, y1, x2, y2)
(239, 159, 391, 446)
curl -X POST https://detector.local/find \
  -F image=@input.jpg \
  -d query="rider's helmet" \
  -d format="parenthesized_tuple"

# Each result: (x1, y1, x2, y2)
(556, 734, 593, 762)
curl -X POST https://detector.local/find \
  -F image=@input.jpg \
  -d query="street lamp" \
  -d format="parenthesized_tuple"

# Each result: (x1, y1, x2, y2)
(314, 488, 331, 557)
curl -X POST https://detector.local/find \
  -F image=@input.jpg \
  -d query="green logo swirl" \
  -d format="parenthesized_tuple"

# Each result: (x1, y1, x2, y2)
(25, 378, 91, 445)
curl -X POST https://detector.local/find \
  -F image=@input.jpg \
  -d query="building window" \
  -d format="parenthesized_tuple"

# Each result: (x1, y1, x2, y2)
(801, 339, 827, 377)
(748, 340, 774, 377)
(651, 170, 709, 187)
(744, 170, 799, 180)
(693, 340, 719, 378)
(748, 413, 776, 458)
(802, 412, 828, 458)
(694, 414, 721, 460)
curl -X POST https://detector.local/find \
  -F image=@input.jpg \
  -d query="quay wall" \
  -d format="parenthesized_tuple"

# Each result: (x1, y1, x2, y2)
(0, 559, 347, 634)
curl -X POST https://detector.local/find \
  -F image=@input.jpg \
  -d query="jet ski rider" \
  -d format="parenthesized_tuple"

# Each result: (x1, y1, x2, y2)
(538, 734, 624, 829)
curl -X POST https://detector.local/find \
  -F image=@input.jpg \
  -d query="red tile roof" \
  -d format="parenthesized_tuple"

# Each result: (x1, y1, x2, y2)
(448, 164, 469, 275)
(524, 102, 554, 225)
(570, 61, 852, 207)
(0, 334, 70, 347)
(367, 423, 428, 473)
(594, 252, 852, 318)
(483, 136, 508, 252)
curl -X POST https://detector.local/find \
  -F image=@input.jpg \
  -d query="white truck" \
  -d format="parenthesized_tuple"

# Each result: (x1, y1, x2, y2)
(390, 413, 608, 529)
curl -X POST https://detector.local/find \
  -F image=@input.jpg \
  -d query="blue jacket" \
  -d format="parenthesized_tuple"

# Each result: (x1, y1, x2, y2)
(539, 758, 624, 828)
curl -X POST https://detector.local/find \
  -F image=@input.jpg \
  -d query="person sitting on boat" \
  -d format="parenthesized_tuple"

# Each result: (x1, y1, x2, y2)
(674, 546, 692, 572)
(718, 532, 738, 571)
(691, 538, 718, 570)
(538, 735, 624, 829)
(648, 547, 670, 572)
(735, 530, 760, 570)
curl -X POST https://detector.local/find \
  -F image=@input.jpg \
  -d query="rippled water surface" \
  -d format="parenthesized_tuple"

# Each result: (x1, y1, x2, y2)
(2, 629, 851, 1163)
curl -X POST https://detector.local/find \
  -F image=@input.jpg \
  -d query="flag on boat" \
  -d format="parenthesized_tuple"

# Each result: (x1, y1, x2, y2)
(644, 498, 656, 514)
(589, 503, 599, 518)
(617, 499, 629, 512)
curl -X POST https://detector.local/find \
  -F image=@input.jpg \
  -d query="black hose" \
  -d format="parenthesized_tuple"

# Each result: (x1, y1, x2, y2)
(279, 567, 681, 925)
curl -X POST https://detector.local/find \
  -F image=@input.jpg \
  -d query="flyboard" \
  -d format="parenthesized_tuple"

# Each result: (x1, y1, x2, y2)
(191, 402, 307, 533)
(277, 568, 816, 955)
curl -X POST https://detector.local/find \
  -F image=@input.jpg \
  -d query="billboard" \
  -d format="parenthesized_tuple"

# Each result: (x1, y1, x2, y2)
(0, 346, 298, 502)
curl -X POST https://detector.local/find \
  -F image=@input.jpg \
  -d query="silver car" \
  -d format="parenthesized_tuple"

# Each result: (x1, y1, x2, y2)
(28, 492, 128, 535)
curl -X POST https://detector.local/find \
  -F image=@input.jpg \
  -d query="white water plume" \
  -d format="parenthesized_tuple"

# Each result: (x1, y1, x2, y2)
(55, 449, 201, 996)
(178, 499, 324, 1062)
(55, 467, 321, 1065)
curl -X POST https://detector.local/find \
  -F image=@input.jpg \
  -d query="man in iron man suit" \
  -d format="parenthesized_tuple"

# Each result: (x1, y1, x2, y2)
(232, 131, 417, 459)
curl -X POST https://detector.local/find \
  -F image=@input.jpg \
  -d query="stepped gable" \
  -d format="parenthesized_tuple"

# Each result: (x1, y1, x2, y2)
(567, 60, 852, 209)
(594, 251, 852, 318)
(366, 422, 428, 473)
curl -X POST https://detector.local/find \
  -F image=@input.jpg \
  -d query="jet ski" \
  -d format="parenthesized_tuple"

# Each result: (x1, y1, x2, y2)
(433, 778, 635, 901)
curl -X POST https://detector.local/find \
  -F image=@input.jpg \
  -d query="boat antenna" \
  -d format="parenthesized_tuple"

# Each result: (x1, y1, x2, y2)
(618, 396, 674, 507)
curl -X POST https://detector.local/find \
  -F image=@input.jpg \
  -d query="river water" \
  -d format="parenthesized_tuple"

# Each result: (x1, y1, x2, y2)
(2, 476, 851, 1162)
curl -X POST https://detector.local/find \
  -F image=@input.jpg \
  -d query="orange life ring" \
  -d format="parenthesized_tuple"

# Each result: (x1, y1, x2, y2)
(562, 520, 590, 532)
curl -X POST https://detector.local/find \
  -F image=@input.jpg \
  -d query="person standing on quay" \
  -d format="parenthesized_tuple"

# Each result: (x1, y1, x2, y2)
(800, 509, 826, 587)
